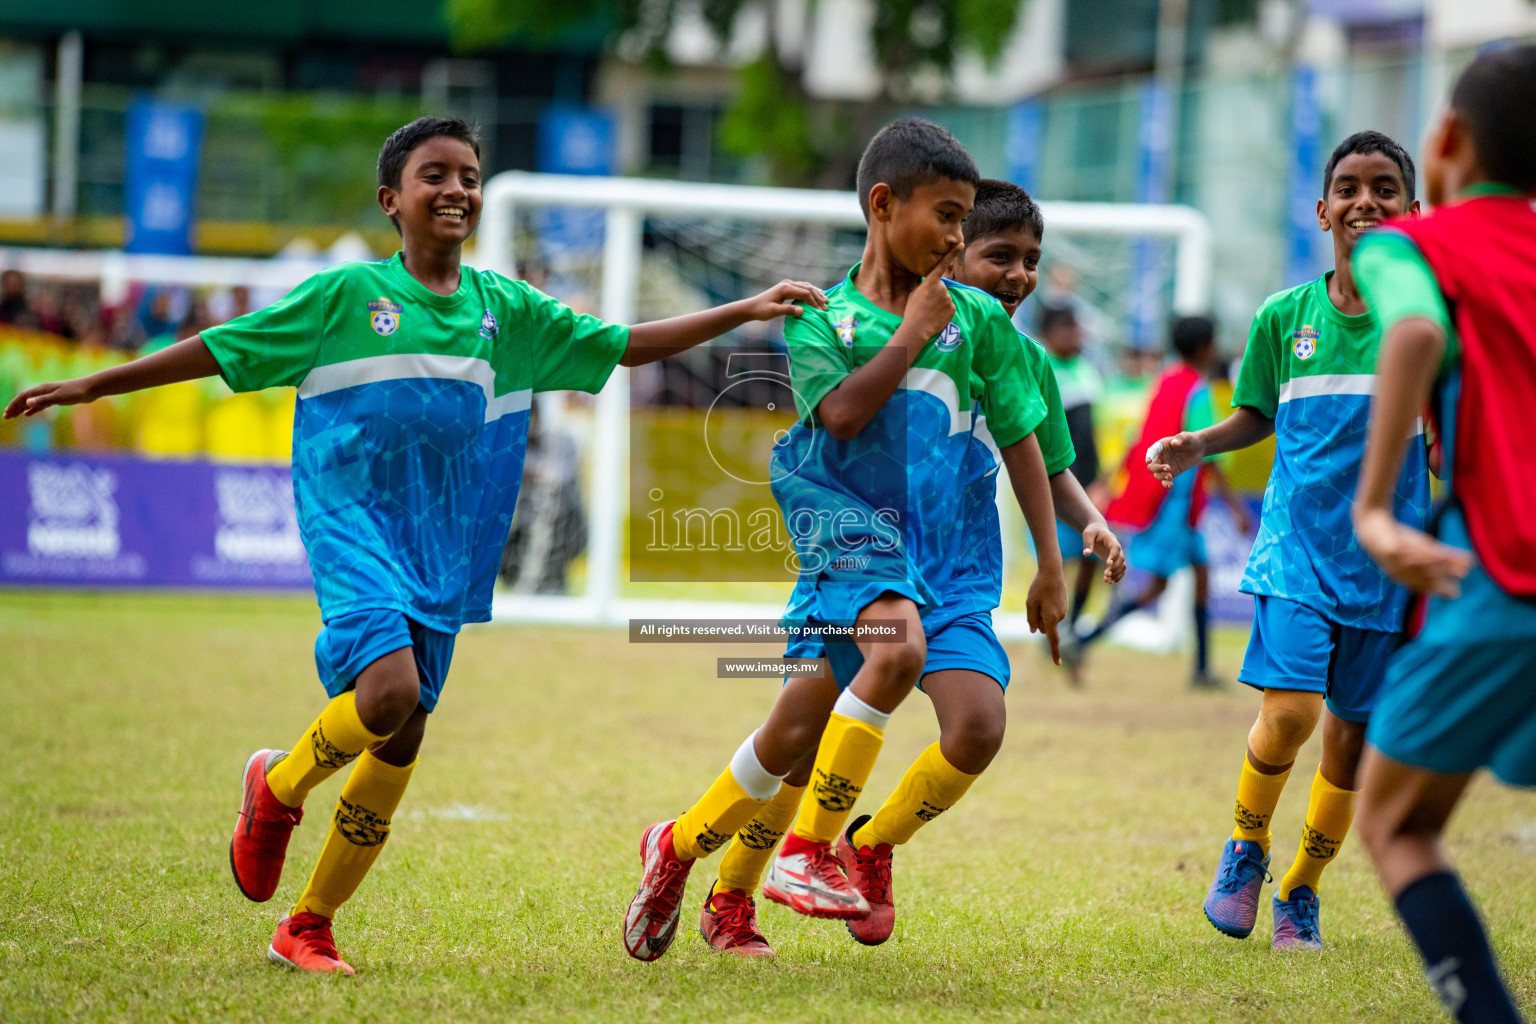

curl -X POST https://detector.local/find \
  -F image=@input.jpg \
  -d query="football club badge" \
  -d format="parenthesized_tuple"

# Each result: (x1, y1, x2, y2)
(1292, 324, 1319, 360)
(935, 322, 963, 352)
(479, 308, 499, 341)
(368, 298, 402, 337)
(835, 316, 857, 347)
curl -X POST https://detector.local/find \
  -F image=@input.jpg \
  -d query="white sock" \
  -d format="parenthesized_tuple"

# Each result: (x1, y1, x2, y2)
(833, 688, 891, 730)
(730, 730, 787, 801)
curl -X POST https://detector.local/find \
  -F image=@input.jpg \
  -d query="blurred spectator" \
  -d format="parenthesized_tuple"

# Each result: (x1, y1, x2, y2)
(0, 270, 40, 329)
(500, 402, 586, 594)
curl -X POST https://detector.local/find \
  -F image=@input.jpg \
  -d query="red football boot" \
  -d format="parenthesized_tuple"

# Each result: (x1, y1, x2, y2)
(268, 913, 355, 974)
(230, 749, 303, 903)
(763, 831, 870, 920)
(699, 885, 774, 958)
(835, 814, 896, 944)
(622, 820, 695, 961)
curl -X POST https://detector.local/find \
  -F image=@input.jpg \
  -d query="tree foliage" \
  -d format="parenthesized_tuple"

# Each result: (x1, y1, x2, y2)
(444, 0, 1026, 185)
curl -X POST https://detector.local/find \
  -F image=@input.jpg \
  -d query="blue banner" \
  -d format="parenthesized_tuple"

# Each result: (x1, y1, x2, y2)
(1130, 81, 1174, 350)
(1005, 100, 1045, 194)
(536, 106, 617, 264)
(1286, 65, 1327, 286)
(123, 99, 203, 256)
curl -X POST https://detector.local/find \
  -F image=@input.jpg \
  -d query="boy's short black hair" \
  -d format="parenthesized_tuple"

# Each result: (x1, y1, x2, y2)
(377, 116, 482, 191)
(1323, 130, 1416, 199)
(855, 119, 979, 218)
(1039, 304, 1077, 334)
(1172, 315, 1215, 360)
(963, 179, 1045, 245)
(1450, 43, 1536, 193)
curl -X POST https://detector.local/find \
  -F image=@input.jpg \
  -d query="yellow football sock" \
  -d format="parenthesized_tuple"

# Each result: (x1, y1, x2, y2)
(1231, 754, 1292, 853)
(673, 770, 772, 861)
(292, 750, 415, 919)
(716, 782, 805, 895)
(853, 742, 979, 849)
(1277, 769, 1355, 900)
(266, 692, 388, 808)
(792, 711, 884, 843)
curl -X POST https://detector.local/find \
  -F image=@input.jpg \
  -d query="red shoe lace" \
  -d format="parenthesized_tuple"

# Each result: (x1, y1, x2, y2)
(286, 913, 342, 961)
(852, 845, 892, 904)
(647, 856, 691, 924)
(806, 844, 858, 894)
(709, 893, 763, 944)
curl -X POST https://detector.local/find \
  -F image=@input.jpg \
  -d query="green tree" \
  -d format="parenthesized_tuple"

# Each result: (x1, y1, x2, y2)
(444, 0, 1024, 186)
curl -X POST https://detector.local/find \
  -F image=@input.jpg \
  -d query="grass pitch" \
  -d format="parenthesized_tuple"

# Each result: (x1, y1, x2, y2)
(3, 590, 1533, 1023)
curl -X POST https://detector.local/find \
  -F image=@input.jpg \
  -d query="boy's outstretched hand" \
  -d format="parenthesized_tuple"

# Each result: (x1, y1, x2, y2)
(5, 378, 95, 419)
(1027, 567, 1068, 665)
(1082, 522, 1127, 584)
(746, 279, 829, 320)
(1354, 507, 1472, 599)
(1146, 431, 1204, 487)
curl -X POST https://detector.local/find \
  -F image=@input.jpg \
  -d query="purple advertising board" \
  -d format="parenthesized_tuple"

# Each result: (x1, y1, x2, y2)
(1, 451, 312, 590)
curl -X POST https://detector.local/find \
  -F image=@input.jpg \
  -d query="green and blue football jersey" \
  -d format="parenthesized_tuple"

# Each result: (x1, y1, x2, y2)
(1233, 272, 1430, 631)
(773, 266, 1046, 627)
(201, 254, 627, 632)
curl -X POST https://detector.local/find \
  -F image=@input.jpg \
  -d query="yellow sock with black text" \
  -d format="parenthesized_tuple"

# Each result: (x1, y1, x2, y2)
(716, 782, 805, 895)
(265, 692, 388, 809)
(853, 742, 979, 849)
(791, 690, 889, 844)
(673, 731, 788, 861)
(1277, 769, 1355, 900)
(292, 750, 415, 919)
(1231, 754, 1292, 854)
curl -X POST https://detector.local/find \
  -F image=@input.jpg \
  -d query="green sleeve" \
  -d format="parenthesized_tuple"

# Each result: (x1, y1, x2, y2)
(1354, 231, 1457, 374)
(1231, 303, 1280, 419)
(1022, 335, 1075, 474)
(783, 305, 851, 425)
(973, 304, 1046, 449)
(200, 273, 330, 393)
(522, 284, 630, 394)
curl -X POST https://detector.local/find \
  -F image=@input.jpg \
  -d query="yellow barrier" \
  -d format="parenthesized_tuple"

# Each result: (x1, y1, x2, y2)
(0, 329, 292, 463)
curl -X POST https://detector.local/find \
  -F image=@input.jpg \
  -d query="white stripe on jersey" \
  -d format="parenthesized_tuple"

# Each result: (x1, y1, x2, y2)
(900, 367, 972, 436)
(1277, 373, 1377, 402)
(1276, 372, 1423, 435)
(298, 353, 532, 424)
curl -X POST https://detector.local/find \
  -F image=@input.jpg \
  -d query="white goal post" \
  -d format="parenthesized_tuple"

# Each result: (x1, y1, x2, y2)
(478, 171, 1214, 638)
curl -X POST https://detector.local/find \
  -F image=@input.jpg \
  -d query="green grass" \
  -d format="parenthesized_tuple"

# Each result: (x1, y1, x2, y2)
(2, 591, 1533, 1022)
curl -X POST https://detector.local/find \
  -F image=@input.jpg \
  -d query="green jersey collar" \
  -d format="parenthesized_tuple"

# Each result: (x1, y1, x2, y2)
(1313, 272, 1374, 329)
(384, 253, 472, 309)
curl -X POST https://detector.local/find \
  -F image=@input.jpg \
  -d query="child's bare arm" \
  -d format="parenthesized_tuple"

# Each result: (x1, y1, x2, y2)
(1049, 471, 1126, 583)
(621, 280, 828, 367)
(1146, 406, 1274, 486)
(1353, 317, 1470, 597)
(1001, 432, 1067, 663)
(4, 336, 222, 419)
(815, 245, 963, 440)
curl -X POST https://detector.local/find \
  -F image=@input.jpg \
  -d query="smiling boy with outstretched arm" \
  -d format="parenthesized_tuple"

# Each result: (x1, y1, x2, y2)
(7, 116, 823, 974)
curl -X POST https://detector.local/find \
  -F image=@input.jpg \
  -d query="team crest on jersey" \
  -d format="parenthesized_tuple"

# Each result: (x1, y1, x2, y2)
(479, 309, 499, 340)
(935, 322, 963, 352)
(1292, 324, 1319, 360)
(835, 316, 857, 347)
(367, 298, 402, 336)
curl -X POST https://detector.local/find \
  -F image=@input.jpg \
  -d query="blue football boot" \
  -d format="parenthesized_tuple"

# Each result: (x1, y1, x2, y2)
(1203, 838, 1271, 938)
(1272, 885, 1323, 950)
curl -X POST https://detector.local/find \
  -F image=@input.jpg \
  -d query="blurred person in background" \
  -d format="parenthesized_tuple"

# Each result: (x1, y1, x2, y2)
(0, 270, 40, 330)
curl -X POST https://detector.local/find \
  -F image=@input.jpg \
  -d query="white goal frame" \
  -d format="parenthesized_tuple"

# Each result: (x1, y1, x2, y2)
(480, 171, 1213, 638)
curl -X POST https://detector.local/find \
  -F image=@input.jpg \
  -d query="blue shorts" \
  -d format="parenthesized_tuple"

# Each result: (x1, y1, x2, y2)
(1126, 503, 1205, 578)
(1237, 595, 1400, 722)
(314, 608, 456, 713)
(787, 611, 1011, 693)
(1367, 512, 1536, 786)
